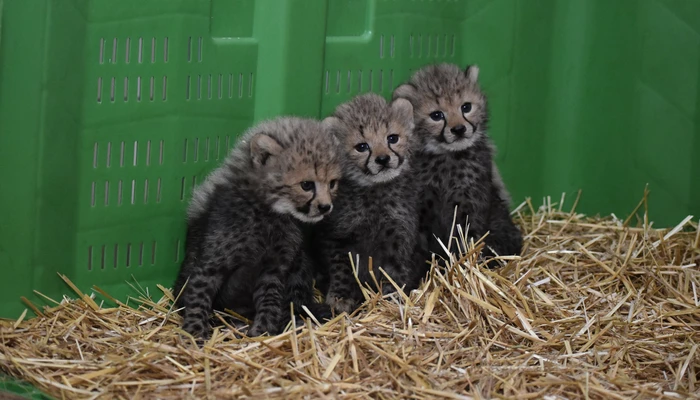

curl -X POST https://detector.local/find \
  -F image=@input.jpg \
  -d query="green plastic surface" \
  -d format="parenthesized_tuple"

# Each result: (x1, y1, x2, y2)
(0, 0, 698, 326)
(0, 374, 53, 400)
(1, 0, 699, 398)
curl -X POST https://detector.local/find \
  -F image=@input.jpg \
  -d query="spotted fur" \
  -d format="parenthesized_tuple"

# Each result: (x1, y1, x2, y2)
(312, 93, 422, 314)
(172, 117, 342, 340)
(393, 63, 522, 269)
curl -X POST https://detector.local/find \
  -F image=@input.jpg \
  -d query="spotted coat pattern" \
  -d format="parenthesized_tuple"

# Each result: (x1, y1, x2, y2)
(172, 117, 342, 340)
(393, 63, 523, 270)
(312, 94, 423, 314)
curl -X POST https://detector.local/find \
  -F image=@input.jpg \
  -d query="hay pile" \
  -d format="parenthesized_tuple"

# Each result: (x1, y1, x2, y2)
(1, 192, 699, 399)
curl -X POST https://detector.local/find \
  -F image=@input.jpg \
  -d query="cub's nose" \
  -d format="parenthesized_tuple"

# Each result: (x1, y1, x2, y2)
(451, 125, 467, 136)
(375, 155, 390, 166)
(318, 204, 332, 214)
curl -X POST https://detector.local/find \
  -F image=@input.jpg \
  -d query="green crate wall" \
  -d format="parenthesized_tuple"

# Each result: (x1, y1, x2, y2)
(1, 0, 699, 324)
(0, 374, 54, 400)
(0, 0, 329, 319)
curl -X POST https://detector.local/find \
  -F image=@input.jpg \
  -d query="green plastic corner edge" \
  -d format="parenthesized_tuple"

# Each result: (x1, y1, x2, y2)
(0, 374, 54, 400)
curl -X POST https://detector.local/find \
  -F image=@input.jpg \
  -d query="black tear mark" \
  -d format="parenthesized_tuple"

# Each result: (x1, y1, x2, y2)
(298, 202, 311, 214)
(363, 148, 373, 173)
(388, 143, 402, 166)
(298, 188, 316, 214)
(438, 118, 448, 143)
(463, 116, 477, 132)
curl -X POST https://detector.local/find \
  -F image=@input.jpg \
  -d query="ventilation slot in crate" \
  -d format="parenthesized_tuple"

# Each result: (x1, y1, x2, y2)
(186, 73, 253, 101)
(93, 140, 164, 169)
(87, 241, 158, 271)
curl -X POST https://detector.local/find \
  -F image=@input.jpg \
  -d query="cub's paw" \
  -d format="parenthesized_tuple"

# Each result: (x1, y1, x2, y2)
(247, 319, 280, 337)
(478, 250, 505, 270)
(326, 295, 357, 315)
(300, 303, 333, 322)
(483, 258, 504, 270)
(381, 283, 399, 296)
(181, 319, 212, 345)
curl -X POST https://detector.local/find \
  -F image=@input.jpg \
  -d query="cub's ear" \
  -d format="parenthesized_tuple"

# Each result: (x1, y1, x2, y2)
(465, 64, 479, 82)
(321, 116, 342, 137)
(250, 133, 283, 167)
(390, 98, 415, 129)
(392, 84, 417, 102)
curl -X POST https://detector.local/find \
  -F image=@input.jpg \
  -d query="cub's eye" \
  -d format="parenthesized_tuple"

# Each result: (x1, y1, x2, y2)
(329, 179, 338, 189)
(387, 134, 399, 144)
(461, 103, 472, 113)
(429, 111, 444, 121)
(300, 181, 315, 191)
(354, 143, 370, 152)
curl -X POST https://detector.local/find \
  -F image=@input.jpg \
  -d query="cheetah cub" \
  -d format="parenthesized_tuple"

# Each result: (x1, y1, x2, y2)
(172, 117, 342, 339)
(314, 93, 421, 314)
(393, 63, 522, 269)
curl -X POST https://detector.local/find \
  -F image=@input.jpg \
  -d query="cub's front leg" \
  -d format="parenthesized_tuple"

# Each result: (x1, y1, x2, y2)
(447, 190, 490, 259)
(176, 229, 248, 342)
(375, 225, 418, 296)
(283, 248, 332, 325)
(248, 250, 296, 337)
(324, 241, 362, 315)
(481, 185, 523, 268)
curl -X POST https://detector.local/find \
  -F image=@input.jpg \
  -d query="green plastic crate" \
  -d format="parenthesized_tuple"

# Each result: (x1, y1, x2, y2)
(1, 0, 699, 320)
(1, 0, 699, 398)
(0, 374, 54, 400)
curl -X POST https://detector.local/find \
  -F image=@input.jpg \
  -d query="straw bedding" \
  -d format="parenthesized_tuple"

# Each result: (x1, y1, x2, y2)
(1, 192, 699, 399)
